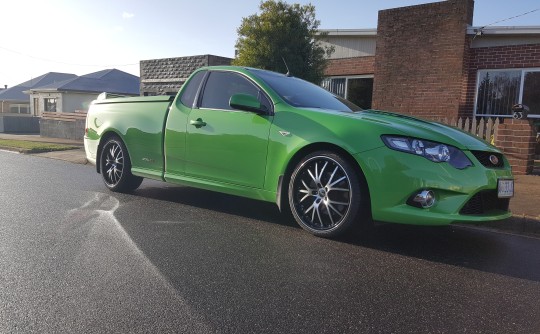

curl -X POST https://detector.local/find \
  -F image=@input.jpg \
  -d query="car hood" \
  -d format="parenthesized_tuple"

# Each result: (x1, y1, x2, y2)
(342, 109, 497, 151)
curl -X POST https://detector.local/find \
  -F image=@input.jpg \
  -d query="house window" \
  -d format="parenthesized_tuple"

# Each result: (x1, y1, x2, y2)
(9, 104, 29, 114)
(523, 71, 540, 117)
(321, 76, 373, 109)
(321, 78, 346, 98)
(44, 98, 57, 112)
(475, 69, 540, 118)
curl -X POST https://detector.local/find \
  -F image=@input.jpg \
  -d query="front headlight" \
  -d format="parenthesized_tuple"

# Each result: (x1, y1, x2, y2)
(381, 135, 472, 169)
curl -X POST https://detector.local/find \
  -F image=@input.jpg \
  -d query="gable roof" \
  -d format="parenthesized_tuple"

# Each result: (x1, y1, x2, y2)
(0, 72, 77, 102)
(29, 69, 140, 95)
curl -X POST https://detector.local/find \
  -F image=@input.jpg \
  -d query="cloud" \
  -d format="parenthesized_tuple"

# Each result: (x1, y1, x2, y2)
(122, 12, 135, 19)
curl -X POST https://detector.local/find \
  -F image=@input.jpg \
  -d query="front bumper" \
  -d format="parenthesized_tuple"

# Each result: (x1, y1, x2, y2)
(354, 147, 513, 225)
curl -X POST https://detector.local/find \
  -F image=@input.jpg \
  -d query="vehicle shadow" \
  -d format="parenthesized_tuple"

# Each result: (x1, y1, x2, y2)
(128, 182, 540, 283)
(132, 183, 297, 228)
(342, 223, 540, 282)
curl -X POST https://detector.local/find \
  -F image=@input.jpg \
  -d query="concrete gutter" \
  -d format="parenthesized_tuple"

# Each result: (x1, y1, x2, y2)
(32, 148, 88, 165)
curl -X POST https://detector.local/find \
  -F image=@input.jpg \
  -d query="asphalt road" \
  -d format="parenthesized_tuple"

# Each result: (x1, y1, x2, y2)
(1, 150, 540, 333)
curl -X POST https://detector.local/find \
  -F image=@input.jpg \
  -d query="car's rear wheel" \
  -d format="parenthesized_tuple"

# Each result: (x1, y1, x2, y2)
(288, 151, 366, 237)
(100, 137, 143, 192)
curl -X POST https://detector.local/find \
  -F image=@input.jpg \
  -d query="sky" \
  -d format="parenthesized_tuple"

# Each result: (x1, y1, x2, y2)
(1, 0, 539, 88)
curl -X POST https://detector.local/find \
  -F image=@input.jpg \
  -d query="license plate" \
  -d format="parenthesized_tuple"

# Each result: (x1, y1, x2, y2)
(497, 179, 514, 198)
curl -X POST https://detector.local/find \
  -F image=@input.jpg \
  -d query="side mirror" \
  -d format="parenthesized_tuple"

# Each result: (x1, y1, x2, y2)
(512, 104, 529, 120)
(229, 94, 265, 114)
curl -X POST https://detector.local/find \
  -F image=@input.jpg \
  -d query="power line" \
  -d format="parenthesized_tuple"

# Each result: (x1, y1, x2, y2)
(479, 8, 540, 29)
(0, 45, 139, 67)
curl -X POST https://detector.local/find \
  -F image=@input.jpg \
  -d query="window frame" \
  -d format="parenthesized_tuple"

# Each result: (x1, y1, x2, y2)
(196, 70, 274, 115)
(44, 98, 58, 112)
(321, 75, 374, 108)
(179, 70, 207, 108)
(474, 68, 540, 119)
(9, 104, 29, 114)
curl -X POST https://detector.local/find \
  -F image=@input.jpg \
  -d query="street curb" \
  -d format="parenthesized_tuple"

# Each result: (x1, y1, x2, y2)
(0, 146, 88, 165)
(0, 145, 79, 154)
(32, 149, 89, 165)
(0, 146, 29, 153)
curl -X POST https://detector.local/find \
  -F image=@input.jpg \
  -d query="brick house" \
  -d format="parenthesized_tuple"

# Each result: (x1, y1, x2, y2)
(320, 0, 540, 174)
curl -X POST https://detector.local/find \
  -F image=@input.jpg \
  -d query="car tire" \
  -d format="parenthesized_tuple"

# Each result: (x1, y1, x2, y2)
(288, 151, 368, 237)
(99, 137, 143, 192)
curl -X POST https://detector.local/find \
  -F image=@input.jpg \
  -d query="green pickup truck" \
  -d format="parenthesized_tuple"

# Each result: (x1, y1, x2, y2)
(84, 66, 513, 237)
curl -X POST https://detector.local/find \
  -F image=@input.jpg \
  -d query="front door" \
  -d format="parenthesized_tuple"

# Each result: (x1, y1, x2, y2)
(185, 71, 273, 188)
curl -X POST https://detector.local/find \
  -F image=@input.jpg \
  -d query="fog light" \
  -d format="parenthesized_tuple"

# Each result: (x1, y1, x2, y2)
(413, 190, 435, 208)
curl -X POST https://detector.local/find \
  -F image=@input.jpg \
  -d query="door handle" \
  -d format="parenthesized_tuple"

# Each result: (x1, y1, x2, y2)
(190, 118, 206, 128)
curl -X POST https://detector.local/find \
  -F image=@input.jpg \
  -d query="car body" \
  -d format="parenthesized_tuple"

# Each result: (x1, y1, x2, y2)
(84, 66, 513, 237)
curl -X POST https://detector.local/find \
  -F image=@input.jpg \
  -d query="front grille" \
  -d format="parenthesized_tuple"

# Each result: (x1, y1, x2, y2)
(471, 151, 504, 168)
(460, 190, 510, 215)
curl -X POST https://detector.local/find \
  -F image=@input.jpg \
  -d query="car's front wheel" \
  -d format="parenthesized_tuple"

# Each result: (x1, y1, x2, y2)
(100, 137, 143, 192)
(288, 151, 367, 237)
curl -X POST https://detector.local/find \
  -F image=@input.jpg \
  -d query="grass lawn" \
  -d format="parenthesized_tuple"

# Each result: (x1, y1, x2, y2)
(0, 139, 79, 153)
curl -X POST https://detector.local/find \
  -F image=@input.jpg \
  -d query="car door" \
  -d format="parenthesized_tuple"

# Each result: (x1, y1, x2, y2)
(185, 70, 273, 188)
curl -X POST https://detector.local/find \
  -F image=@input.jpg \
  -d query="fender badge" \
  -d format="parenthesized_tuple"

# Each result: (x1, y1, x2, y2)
(279, 130, 291, 137)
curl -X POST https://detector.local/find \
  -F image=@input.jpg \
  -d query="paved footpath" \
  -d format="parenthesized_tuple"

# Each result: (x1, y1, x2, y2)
(1, 133, 539, 236)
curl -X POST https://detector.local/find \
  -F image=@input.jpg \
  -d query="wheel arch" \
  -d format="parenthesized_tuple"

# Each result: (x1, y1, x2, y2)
(96, 130, 124, 174)
(277, 142, 372, 220)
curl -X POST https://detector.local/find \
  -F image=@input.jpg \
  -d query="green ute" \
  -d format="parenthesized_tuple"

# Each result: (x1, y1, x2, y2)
(84, 66, 513, 238)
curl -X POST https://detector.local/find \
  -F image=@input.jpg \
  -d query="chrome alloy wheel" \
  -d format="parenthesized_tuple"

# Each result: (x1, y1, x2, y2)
(290, 155, 353, 231)
(103, 142, 124, 187)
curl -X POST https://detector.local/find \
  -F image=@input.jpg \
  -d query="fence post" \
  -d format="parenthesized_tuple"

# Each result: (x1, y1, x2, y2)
(478, 118, 485, 140)
(493, 118, 500, 144)
(495, 118, 537, 175)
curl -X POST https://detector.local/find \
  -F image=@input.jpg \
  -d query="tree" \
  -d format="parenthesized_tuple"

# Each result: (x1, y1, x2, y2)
(232, 0, 334, 84)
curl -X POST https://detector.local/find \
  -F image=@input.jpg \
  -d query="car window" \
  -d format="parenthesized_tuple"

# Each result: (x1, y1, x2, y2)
(257, 90, 272, 113)
(248, 68, 362, 112)
(200, 71, 270, 112)
(180, 71, 205, 108)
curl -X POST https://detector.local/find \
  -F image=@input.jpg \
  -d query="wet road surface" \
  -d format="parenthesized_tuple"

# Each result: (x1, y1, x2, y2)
(1, 151, 540, 333)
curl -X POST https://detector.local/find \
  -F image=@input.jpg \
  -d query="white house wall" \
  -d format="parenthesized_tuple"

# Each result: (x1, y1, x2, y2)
(62, 92, 98, 113)
(471, 35, 540, 48)
(29, 92, 98, 115)
(29, 92, 62, 115)
(320, 36, 376, 59)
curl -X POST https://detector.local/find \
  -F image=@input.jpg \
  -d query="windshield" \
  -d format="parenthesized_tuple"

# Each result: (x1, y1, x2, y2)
(248, 68, 362, 112)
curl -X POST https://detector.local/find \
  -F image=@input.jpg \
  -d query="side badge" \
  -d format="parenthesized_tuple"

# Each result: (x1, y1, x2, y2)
(279, 130, 291, 137)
